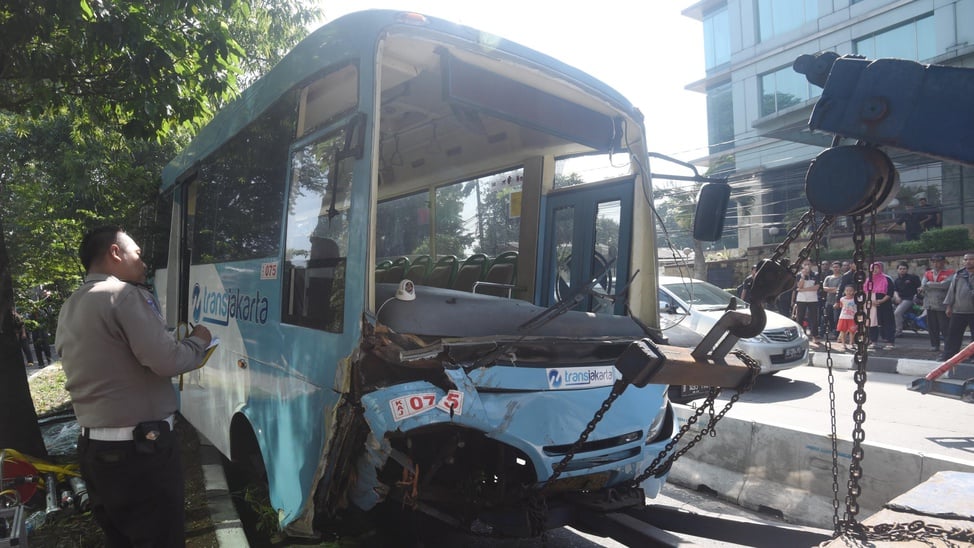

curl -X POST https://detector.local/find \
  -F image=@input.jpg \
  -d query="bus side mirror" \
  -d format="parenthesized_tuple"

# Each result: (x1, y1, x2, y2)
(693, 183, 730, 242)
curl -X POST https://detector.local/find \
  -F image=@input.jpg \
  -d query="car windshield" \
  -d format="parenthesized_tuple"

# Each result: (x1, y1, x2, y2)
(663, 280, 743, 310)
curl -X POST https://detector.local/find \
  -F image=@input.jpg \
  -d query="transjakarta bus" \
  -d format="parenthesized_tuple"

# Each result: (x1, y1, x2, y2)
(157, 10, 680, 538)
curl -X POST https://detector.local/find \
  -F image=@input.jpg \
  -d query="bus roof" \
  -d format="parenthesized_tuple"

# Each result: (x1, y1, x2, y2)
(161, 9, 638, 191)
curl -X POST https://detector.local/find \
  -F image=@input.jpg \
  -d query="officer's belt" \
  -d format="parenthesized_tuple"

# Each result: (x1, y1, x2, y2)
(81, 414, 175, 441)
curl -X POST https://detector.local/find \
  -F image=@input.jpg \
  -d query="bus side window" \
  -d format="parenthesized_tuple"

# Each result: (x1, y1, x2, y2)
(283, 130, 353, 333)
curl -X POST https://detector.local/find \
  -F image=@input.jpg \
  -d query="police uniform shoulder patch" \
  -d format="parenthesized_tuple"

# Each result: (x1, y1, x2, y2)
(145, 296, 162, 318)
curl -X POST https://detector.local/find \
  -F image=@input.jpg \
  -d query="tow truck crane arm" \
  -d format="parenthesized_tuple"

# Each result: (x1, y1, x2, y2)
(794, 52, 974, 168)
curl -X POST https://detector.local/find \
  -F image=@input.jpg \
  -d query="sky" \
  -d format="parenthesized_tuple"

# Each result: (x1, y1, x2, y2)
(314, 1, 709, 161)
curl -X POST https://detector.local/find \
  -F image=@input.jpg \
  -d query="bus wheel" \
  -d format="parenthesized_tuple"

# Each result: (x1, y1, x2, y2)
(229, 416, 267, 485)
(227, 418, 279, 544)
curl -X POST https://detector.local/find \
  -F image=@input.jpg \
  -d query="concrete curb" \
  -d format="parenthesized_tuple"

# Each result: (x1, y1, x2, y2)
(668, 407, 974, 530)
(809, 351, 974, 378)
(196, 433, 249, 547)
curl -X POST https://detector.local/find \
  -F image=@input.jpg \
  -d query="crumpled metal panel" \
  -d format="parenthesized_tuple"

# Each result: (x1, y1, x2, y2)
(349, 367, 671, 512)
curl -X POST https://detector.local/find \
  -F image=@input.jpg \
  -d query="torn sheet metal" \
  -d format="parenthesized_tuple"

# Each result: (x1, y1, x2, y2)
(351, 368, 673, 512)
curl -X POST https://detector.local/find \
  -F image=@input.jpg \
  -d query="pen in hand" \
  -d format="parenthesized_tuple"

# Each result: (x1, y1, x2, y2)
(189, 323, 213, 346)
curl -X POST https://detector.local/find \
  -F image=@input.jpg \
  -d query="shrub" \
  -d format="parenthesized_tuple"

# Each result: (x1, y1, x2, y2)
(892, 240, 926, 255)
(871, 238, 896, 258)
(917, 227, 973, 252)
(817, 227, 973, 261)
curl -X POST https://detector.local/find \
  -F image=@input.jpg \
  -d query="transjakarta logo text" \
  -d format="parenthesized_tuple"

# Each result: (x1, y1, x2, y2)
(546, 366, 615, 389)
(192, 283, 269, 326)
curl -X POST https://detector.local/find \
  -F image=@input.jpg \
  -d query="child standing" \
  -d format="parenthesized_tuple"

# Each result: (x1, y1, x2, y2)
(835, 285, 858, 351)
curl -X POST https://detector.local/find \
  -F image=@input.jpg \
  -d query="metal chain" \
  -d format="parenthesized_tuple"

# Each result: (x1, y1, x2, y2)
(531, 359, 757, 535)
(528, 202, 965, 543)
(809, 215, 842, 534)
(828, 212, 971, 543)
(837, 520, 974, 545)
(542, 381, 627, 491)
(768, 210, 836, 275)
(770, 208, 849, 533)
(631, 350, 761, 486)
(843, 214, 871, 526)
(770, 210, 816, 264)
(826, 334, 841, 534)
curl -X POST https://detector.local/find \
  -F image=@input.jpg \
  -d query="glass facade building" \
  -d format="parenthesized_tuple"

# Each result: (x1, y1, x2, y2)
(684, 0, 974, 250)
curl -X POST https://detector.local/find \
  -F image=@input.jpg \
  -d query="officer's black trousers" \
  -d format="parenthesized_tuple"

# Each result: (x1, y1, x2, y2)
(78, 428, 184, 547)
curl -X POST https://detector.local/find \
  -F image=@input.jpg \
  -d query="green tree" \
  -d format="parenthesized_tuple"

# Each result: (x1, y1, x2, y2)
(652, 188, 694, 251)
(471, 172, 521, 257)
(655, 183, 707, 278)
(434, 182, 476, 257)
(0, 0, 320, 456)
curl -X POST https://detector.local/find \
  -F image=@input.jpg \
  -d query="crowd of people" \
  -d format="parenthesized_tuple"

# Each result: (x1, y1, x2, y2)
(740, 253, 974, 360)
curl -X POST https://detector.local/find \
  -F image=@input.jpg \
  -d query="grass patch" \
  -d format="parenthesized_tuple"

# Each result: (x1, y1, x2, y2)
(28, 363, 73, 417)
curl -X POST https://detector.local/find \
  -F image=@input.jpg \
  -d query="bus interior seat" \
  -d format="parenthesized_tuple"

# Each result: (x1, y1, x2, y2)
(405, 255, 432, 283)
(452, 253, 488, 292)
(426, 255, 458, 288)
(307, 236, 341, 325)
(475, 251, 518, 297)
(385, 256, 410, 283)
(374, 260, 393, 283)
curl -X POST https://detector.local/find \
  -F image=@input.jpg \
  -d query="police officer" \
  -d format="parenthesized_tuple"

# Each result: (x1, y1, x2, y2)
(56, 226, 212, 547)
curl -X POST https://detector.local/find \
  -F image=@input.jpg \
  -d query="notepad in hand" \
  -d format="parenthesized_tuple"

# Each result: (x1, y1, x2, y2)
(200, 337, 220, 367)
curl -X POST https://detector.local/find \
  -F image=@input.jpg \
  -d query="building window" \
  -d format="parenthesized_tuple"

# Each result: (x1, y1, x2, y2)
(758, 0, 817, 42)
(854, 15, 936, 62)
(759, 65, 819, 117)
(707, 82, 734, 155)
(704, 6, 731, 70)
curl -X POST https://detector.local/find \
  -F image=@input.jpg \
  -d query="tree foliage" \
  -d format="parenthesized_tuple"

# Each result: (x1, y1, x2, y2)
(434, 182, 477, 257)
(0, 0, 321, 455)
(470, 172, 521, 257)
(653, 183, 707, 277)
(1, 0, 318, 137)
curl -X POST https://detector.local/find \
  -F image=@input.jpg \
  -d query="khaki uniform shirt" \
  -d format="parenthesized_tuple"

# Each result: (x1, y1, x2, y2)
(56, 274, 207, 427)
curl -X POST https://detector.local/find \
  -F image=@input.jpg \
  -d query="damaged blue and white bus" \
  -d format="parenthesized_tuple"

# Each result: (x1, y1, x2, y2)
(155, 10, 750, 539)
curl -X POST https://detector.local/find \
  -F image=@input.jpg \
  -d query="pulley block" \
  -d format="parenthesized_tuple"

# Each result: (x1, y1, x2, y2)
(804, 145, 899, 215)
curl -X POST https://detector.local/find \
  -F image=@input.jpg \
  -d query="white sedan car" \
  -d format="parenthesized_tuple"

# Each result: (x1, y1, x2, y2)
(657, 275, 809, 376)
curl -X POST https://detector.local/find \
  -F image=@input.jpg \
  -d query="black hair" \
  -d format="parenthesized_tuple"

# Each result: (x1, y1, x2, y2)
(79, 225, 123, 272)
(898, 261, 909, 268)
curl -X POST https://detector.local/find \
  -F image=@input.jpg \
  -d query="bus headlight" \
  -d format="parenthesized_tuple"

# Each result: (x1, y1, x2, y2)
(644, 392, 671, 443)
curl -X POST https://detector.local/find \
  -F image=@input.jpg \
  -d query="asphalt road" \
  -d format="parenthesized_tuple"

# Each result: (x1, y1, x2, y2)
(394, 483, 809, 548)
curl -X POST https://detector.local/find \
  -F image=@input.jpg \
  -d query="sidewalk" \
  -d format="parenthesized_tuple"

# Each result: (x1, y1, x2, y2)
(808, 329, 974, 378)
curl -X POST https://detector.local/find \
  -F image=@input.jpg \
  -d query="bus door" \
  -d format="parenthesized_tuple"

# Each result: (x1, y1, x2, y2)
(540, 178, 633, 315)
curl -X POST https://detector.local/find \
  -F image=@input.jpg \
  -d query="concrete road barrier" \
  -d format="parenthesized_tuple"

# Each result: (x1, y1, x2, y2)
(667, 406, 974, 529)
